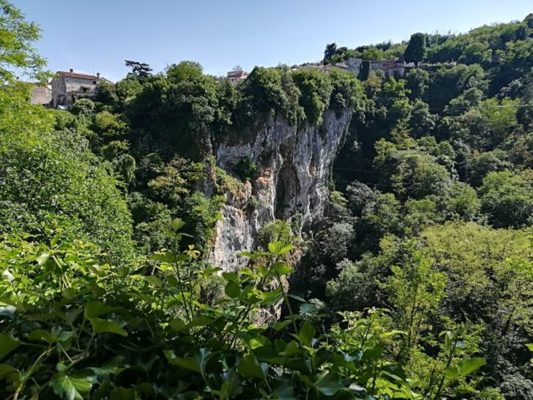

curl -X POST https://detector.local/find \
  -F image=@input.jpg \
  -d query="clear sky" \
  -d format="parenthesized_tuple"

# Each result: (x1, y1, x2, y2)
(13, 0, 533, 82)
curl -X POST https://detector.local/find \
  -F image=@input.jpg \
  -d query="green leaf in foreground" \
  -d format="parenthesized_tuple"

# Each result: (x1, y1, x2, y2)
(88, 317, 128, 337)
(50, 374, 93, 400)
(458, 357, 486, 376)
(238, 354, 266, 379)
(0, 334, 20, 360)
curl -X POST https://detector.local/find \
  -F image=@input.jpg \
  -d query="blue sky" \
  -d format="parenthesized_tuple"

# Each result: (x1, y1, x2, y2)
(14, 0, 532, 81)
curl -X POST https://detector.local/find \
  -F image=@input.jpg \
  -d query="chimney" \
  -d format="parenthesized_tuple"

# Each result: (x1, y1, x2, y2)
(96, 72, 100, 79)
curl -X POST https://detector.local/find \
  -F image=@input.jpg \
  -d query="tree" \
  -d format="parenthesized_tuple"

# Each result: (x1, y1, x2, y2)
(479, 170, 533, 228)
(404, 33, 427, 66)
(323, 42, 337, 64)
(405, 68, 430, 99)
(0, 94, 134, 259)
(125, 59, 152, 79)
(166, 60, 204, 83)
(409, 100, 436, 137)
(291, 68, 333, 125)
(0, 0, 45, 83)
(442, 181, 481, 220)
(426, 64, 487, 112)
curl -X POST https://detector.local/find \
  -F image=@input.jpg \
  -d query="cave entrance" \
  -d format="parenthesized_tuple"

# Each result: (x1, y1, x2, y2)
(275, 162, 300, 220)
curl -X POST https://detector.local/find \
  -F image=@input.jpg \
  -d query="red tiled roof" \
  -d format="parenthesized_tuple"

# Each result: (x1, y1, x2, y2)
(227, 70, 246, 78)
(57, 71, 100, 80)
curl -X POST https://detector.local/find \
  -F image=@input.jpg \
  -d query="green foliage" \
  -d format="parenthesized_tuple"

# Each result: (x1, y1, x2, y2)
(125, 59, 152, 80)
(374, 139, 452, 200)
(384, 245, 447, 357)
(479, 170, 533, 228)
(235, 156, 257, 181)
(127, 69, 221, 160)
(0, 0, 46, 83)
(442, 181, 481, 220)
(166, 60, 204, 83)
(240, 66, 304, 125)
(2, 7, 532, 398)
(323, 42, 338, 64)
(329, 69, 364, 113)
(292, 68, 333, 125)
(466, 150, 512, 186)
(358, 192, 402, 252)
(0, 91, 134, 260)
(405, 68, 430, 100)
(0, 228, 444, 400)
(426, 64, 487, 112)
(69, 98, 96, 116)
(404, 33, 427, 65)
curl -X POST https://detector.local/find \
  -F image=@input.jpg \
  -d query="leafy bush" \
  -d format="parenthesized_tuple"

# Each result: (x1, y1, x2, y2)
(0, 91, 134, 260)
(479, 170, 533, 228)
(235, 156, 257, 181)
(0, 224, 490, 399)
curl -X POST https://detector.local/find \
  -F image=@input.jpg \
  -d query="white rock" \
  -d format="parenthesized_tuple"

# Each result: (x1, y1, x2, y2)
(210, 110, 352, 271)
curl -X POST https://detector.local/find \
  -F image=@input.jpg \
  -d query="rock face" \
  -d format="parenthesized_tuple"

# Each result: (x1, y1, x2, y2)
(210, 109, 352, 270)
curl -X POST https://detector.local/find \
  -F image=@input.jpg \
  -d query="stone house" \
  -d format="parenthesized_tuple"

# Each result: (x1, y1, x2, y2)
(30, 84, 52, 106)
(51, 69, 109, 108)
(345, 57, 363, 74)
(369, 60, 405, 77)
(226, 69, 248, 85)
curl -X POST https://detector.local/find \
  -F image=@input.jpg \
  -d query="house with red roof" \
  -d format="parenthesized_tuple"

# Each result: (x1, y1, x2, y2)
(51, 69, 110, 108)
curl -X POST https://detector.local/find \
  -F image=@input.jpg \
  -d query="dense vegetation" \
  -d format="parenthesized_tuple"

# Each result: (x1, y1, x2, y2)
(0, 2, 532, 398)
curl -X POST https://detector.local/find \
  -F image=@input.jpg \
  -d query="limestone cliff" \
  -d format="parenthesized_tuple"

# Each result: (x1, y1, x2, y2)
(210, 109, 352, 270)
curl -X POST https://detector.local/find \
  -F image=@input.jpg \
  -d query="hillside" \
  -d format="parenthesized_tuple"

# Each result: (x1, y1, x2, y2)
(0, 2, 532, 399)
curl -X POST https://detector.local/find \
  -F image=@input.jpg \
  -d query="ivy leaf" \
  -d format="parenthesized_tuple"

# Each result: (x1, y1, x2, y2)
(458, 357, 486, 377)
(272, 319, 293, 331)
(36, 252, 50, 266)
(268, 241, 293, 255)
(222, 272, 238, 282)
(0, 334, 20, 360)
(239, 251, 270, 259)
(272, 262, 293, 275)
(90, 356, 128, 378)
(445, 366, 459, 379)
(50, 374, 93, 400)
(28, 329, 74, 344)
(88, 317, 127, 337)
(84, 301, 115, 318)
(0, 364, 21, 386)
(225, 280, 241, 298)
(164, 350, 203, 373)
(238, 354, 266, 379)
(315, 371, 344, 396)
(168, 318, 189, 333)
(143, 275, 163, 288)
(170, 218, 185, 231)
(218, 369, 242, 399)
(297, 322, 315, 347)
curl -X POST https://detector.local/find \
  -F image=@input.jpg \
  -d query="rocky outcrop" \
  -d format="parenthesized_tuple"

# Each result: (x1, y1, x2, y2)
(210, 109, 352, 270)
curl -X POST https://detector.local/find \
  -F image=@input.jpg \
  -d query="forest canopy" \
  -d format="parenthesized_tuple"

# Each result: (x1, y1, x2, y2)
(0, 2, 532, 399)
